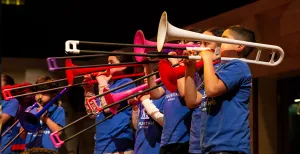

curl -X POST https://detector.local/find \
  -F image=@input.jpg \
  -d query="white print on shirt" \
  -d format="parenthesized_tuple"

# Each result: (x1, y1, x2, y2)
(165, 92, 178, 102)
(200, 93, 207, 111)
(140, 109, 150, 120)
(28, 130, 51, 136)
(138, 121, 155, 129)
(138, 109, 154, 129)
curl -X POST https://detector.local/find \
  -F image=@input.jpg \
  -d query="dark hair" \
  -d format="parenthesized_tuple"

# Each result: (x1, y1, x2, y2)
(206, 27, 225, 37)
(34, 76, 59, 93)
(2, 74, 15, 86)
(112, 50, 135, 74)
(21, 148, 58, 154)
(227, 25, 256, 58)
(33, 76, 60, 105)
(188, 28, 204, 33)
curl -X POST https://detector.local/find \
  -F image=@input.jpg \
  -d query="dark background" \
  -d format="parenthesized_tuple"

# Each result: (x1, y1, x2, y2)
(2, 0, 256, 58)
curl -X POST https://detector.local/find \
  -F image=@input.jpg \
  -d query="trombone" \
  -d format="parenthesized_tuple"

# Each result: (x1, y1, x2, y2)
(156, 11, 284, 66)
(1, 57, 147, 101)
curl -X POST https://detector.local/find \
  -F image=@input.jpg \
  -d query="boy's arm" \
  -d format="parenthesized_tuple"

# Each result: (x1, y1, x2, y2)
(184, 61, 203, 109)
(83, 75, 97, 119)
(42, 117, 63, 135)
(200, 51, 227, 97)
(131, 105, 139, 130)
(1, 99, 19, 125)
(141, 98, 164, 126)
(19, 126, 27, 139)
(84, 91, 97, 119)
(144, 64, 165, 99)
(41, 108, 65, 136)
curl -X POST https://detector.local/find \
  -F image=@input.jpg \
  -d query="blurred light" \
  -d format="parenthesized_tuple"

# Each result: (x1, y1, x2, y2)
(1, 0, 24, 5)
(295, 99, 300, 102)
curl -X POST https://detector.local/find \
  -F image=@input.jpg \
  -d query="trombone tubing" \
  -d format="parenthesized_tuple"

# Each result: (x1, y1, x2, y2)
(3, 79, 94, 100)
(52, 71, 164, 134)
(50, 60, 160, 71)
(55, 82, 163, 144)
(73, 40, 185, 50)
(67, 50, 191, 59)
(1, 129, 25, 152)
(89, 63, 179, 100)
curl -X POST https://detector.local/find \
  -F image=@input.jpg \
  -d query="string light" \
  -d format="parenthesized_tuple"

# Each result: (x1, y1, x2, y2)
(1, 0, 24, 5)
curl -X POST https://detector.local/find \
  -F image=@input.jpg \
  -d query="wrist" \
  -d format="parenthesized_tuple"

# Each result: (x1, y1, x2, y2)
(42, 116, 49, 123)
(141, 98, 151, 105)
(202, 55, 213, 62)
(84, 91, 95, 97)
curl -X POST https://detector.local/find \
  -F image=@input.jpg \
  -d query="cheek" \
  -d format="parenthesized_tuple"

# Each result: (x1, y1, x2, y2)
(43, 96, 52, 103)
(110, 67, 125, 75)
(207, 43, 217, 49)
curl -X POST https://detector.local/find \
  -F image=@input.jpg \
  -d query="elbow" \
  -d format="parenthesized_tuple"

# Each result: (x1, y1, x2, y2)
(150, 92, 162, 100)
(205, 87, 219, 97)
(185, 98, 199, 109)
(20, 134, 26, 139)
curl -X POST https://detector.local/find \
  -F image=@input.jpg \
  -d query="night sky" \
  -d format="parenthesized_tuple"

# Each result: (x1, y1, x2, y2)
(2, 0, 256, 58)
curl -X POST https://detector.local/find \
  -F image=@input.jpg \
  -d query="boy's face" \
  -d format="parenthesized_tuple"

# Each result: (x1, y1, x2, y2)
(220, 29, 244, 57)
(1, 76, 5, 87)
(200, 31, 218, 49)
(108, 56, 125, 75)
(35, 92, 52, 105)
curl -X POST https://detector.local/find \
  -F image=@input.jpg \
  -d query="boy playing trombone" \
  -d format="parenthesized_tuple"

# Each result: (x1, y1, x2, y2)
(184, 25, 255, 154)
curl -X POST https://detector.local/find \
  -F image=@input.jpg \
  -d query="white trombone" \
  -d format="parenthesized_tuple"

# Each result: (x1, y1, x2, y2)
(156, 11, 285, 66)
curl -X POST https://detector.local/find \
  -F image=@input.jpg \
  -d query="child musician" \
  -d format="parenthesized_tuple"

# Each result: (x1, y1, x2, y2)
(184, 25, 255, 154)
(83, 50, 136, 154)
(19, 76, 66, 152)
(1, 74, 20, 154)
(145, 50, 192, 154)
(129, 61, 165, 154)
(185, 27, 225, 154)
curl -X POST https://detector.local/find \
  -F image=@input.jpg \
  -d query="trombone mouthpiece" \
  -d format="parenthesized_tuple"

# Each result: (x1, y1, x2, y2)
(38, 98, 42, 103)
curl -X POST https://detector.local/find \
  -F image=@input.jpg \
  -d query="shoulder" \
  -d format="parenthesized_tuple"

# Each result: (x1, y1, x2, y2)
(222, 60, 252, 77)
(10, 98, 19, 104)
(119, 78, 133, 83)
(3, 98, 19, 106)
(56, 106, 65, 111)
(116, 78, 136, 87)
(50, 105, 65, 113)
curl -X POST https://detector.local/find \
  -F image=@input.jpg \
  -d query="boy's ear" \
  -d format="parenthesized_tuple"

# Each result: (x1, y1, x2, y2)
(237, 45, 245, 53)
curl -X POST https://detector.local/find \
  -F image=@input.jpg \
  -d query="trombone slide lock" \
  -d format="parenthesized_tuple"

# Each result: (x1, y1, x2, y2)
(65, 40, 80, 54)
(2, 89, 14, 101)
(86, 98, 103, 114)
(46, 58, 59, 71)
(50, 131, 64, 148)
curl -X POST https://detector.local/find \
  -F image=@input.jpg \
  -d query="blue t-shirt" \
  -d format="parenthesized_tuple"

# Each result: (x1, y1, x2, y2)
(94, 78, 136, 153)
(200, 60, 252, 154)
(134, 95, 165, 154)
(189, 63, 221, 154)
(160, 87, 192, 147)
(1, 99, 19, 154)
(24, 104, 66, 152)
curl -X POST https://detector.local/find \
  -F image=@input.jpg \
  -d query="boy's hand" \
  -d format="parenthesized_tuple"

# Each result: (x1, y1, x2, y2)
(183, 50, 196, 70)
(36, 103, 48, 121)
(82, 74, 94, 92)
(167, 52, 181, 66)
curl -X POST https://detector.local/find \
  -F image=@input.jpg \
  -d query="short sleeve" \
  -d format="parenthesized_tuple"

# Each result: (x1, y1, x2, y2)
(53, 107, 66, 127)
(216, 60, 250, 92)
(161, 85, 167, 92)
(114, 78, 136, 93)
(2, 99, 19, 117)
